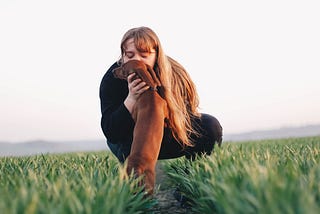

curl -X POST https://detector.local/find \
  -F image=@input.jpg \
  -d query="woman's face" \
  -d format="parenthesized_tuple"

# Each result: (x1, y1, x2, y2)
(122, 38, 157, 68)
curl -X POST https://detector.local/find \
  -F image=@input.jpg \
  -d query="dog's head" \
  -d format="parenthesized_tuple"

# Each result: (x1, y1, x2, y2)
(112, 60, 161, 90)
(112, 60, 146, 80)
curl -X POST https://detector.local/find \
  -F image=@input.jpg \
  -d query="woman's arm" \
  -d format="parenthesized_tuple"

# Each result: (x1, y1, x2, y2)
(99, 63, 135, 142)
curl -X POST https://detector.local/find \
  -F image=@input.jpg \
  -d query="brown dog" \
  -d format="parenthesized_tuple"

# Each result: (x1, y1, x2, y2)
(113, 60, 167, 195)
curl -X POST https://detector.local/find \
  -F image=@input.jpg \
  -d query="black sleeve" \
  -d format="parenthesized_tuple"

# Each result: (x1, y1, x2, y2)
(99, 62, 135, 142)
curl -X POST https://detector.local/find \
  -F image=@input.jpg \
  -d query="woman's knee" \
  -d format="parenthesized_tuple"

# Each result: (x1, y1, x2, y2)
(185, 114, 223, 159)
(200, 113, 223, 146)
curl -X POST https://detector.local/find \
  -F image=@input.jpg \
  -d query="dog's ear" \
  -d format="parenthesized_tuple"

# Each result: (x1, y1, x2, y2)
(133, 64, 162, 91)
(135, 67, 158, 90)
(112, 66, 127, 79)
(146, 65, 161, 87)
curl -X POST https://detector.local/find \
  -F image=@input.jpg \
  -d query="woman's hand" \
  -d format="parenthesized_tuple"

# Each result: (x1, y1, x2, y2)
(124, 73, 150, 114)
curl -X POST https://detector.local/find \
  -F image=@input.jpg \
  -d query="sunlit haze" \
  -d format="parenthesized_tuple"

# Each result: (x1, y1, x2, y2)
(1, 0, 319, 142)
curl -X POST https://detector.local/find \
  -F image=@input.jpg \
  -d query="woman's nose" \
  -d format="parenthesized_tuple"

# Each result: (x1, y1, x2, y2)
(132, 55, 142, 61)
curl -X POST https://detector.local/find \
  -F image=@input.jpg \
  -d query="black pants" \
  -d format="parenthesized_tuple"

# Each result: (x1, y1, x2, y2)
(107, 113, 223, 163)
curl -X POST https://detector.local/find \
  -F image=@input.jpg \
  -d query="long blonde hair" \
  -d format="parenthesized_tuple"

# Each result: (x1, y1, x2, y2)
(120, 27, 200, 147)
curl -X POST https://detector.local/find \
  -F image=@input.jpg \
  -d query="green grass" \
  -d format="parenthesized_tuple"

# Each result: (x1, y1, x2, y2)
(0, 152, 155, 214)
(163, 136, 320, 214)
(1, 137, 319, 213)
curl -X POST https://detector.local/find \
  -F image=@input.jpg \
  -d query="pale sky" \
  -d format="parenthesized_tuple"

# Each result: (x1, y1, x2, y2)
(1, 0, 319, 142)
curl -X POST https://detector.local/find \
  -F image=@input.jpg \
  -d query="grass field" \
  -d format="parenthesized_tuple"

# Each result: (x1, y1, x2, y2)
(0, 136, 319, 213)
(163, 136, 320, 214)
(0, 153, 155, 213)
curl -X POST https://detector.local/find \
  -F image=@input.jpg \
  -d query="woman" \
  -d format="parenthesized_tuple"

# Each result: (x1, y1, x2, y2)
(99, 27, 222, 193)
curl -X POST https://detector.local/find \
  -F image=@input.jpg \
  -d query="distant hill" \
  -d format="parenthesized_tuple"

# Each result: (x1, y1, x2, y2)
(224, 124, 320, 142)
(1, 124, 319, 157)
(0, 139, 108, 157)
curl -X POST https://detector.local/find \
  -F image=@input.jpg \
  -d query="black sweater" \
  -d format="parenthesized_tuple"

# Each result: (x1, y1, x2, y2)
(99, 62, 135, 143)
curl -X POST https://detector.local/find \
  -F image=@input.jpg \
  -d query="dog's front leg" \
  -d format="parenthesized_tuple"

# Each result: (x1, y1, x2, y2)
(126, 90, 167, 195)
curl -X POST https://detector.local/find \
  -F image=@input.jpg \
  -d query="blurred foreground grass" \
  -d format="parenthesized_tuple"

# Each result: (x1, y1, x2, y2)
(1, 137, 319, 214)
(163, 136, 320, 214)
(0, 152, 155, 213)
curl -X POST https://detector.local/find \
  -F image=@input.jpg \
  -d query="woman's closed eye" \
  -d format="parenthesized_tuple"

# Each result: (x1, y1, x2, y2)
(125, 52, 134, 58)
(140, 53, 149, 58)
(125, 52, 150, 59)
